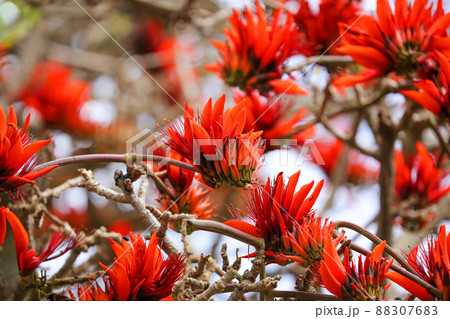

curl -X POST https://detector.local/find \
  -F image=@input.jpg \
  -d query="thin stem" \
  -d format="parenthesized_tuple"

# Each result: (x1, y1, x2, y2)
(187, 219, 264, 248)
(34, 154, 196, 172)
(429, 117, 450, 159)
(146, 165, 177, 200)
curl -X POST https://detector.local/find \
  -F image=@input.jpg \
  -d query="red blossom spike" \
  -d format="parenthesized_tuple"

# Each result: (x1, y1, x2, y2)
(68, 278, 115, 301)
(99, 231, 184, 301)
(225, 171, 325, 265)
(387, 225, 450, 300)
(318, 238, 392, 300)
(335, 0, 450, 87)
(19, 61, 96, 134)
(393, 142, 449, 230)
(312, 135, 380, 184)
(205, 2, 308, 95)
(1, 206, 82, 275)
(282, 0, 362, 57)
(162, 96, 265, 189)
(0, 106, 58, 198)
(402, 50, 450, 119)
(281, 215, 344, 269)
(233, 90, 316, 151)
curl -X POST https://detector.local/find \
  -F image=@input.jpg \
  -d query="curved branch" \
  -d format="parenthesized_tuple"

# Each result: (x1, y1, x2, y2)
(187, 219, 263, 248)
(34, 154, 197, 172)
(335, 220, 418, 276)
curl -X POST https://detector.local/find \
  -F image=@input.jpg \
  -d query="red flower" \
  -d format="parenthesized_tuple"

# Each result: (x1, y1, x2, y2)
(402, 50, 450, 119)
(163, 95, 265, 189)
(386, 225, 450, 300)
(280, 214, 344, 268)
(233, 90, 315, 150)
(394, 141, 450, 208)
(132, 19, 176, 71)
(131, 19, 189, 105)
(225, 170, 324, 265)
(149, 147, 216, 233)
(68, 278, 115, 301)
(319, 238, 393, 300)
(0, 106, 57, 197)
(99, 231, 184, 301)
(287, 0, 362, 56)
(204, 2, 308, 95)
(314, 136, 380, 184)
(19, 61, 93, 133)
(335, 0, 450, 87)
(107, 219, 134, 236)
(1, 206, 82, 275)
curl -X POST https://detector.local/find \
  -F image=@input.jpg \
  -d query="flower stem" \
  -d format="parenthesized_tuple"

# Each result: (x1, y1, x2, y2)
(33, 153, 197, 172)
(187, 219, 263, 248)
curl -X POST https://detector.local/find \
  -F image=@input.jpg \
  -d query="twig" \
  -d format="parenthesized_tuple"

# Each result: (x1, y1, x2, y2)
(228, 242, 265, 300)
(137, 174, 149, 201)
(79, 169, 128, 203)
(146, 165, 177, 200)
(51, 271, 104, 287)
(115, 170, 179, 256)
(429, 116, 450, 158)
(193, 245, 241, 301)
(40, 175, 86, 199)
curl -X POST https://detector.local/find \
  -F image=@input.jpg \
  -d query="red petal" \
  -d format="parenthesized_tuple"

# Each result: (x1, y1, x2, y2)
(385, 272, 432, 301)
(269, 79, 309, 95)
(223, 220, 262, 238)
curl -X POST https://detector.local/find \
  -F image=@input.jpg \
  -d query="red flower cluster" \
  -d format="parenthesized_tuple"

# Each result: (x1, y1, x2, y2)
(287, 0, 362, 56)
(205, 2, 308, 95)
(132, 19, 186, 104)
(233, 90, 316, 150)
(336, 0, 450, 87)
(0, 106, 57, 197)
(314, 136, 380, 184)
(98, 231, 184, 301)
(319, 239, 393, 300)
(164, 95, 265, 189)
(394, 141, 450, 208)
(1, 207, 82, 275)
(402, 50, 450, 119)
(281, 214, 344, 268)
(132, 19, 176, 71)
(386, 225, 450, 300)
(225, 170, 325, 265)
(19, 61, 93, 134)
